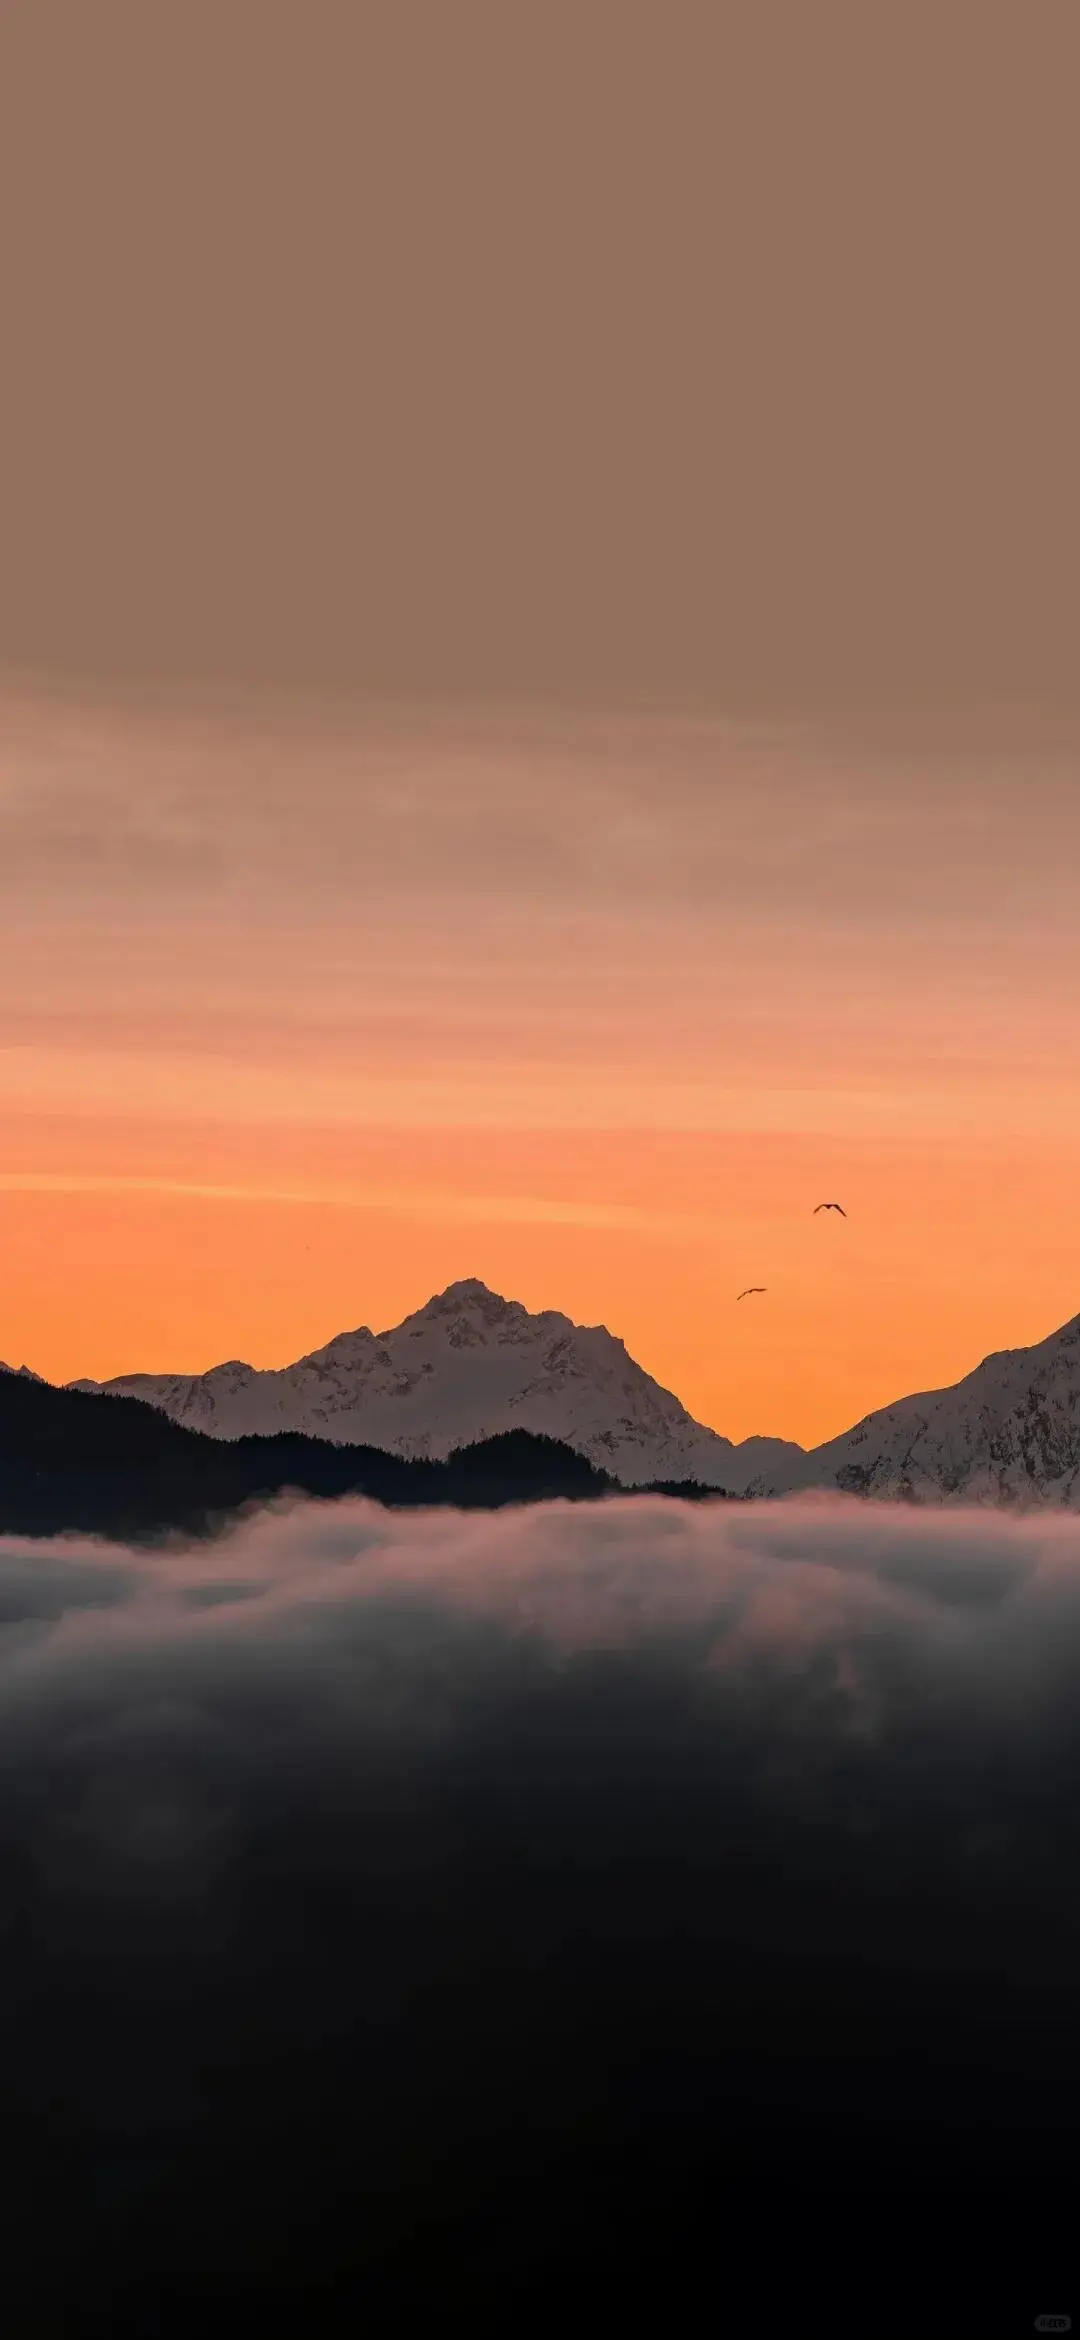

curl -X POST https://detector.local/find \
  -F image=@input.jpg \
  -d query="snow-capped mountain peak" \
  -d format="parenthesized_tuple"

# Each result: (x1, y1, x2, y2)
(55, 1294, 1080, 1507)
(752, 1309, 1080, 1509)
(66, 1279, 802, 1491)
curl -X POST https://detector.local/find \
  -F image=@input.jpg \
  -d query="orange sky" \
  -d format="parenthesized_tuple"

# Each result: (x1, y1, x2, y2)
(2, 687, 1079, 1447)
(1, 10, 1077, 1446)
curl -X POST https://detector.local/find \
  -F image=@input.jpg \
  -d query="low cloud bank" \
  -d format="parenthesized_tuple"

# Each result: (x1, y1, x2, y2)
(3, 1494, 1079, 2337)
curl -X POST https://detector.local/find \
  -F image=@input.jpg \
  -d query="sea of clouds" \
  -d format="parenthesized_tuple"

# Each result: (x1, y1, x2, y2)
(3, 1492, 1078, 2338)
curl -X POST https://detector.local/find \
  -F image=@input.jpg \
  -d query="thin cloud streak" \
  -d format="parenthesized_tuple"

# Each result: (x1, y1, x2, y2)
(0, 1171, 652, 1232)
(9, 1044, 1080, 1142)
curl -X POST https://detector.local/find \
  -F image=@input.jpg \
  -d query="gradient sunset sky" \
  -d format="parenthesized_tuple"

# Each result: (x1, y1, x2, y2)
(2, 3, 1078, 1447)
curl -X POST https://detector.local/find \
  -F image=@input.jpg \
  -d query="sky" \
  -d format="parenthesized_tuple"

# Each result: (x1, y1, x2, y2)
(1, 3, 1079, 1445)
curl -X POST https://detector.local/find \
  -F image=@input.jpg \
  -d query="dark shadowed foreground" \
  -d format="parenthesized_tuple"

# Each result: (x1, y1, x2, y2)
(2, 1493, 1078, 2337)
(0, 1367, 629, 1535)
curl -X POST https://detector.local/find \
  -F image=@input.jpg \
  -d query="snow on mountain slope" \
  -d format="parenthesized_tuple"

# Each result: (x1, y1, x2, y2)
(751, 1312, 1080, 1508)
(68, 1278, 803, 1491)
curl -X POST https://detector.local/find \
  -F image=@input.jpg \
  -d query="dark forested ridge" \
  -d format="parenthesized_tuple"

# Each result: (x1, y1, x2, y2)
(0, 1367, 731, 1538)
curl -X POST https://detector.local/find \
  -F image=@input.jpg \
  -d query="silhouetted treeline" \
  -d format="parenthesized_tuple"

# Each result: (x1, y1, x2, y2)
(635, 1478, 728, 1501)
(0, 1368, 730, 1539)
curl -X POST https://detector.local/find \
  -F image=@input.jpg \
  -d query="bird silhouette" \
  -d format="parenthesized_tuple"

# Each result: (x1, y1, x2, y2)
(813, 1202, 847, 1216)
(737, 1287, 767, 1299)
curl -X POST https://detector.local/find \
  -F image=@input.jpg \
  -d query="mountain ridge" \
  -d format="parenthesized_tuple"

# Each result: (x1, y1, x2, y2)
(0, 1365, 739, 1540)
(750, 1309, 1080, 1508)
(30, 1283, 1080, 1512)
(67, 1276, 801, 1493)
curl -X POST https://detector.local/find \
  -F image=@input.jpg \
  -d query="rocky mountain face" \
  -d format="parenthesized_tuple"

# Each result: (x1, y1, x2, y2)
(751, 1312, 1080, 1508)
(69, 1278, 802, 1492)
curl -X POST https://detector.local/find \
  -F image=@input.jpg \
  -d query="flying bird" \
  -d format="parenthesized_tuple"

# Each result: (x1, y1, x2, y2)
(737, 1287, 767, 1299)
(814, 1202, 847, 1216)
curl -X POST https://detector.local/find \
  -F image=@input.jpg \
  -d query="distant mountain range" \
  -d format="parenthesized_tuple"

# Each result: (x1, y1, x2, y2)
(10, 1288, 1080, 1530)
(750, 1310, 1080, 1508)
(69, 1277, 802, 1492)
